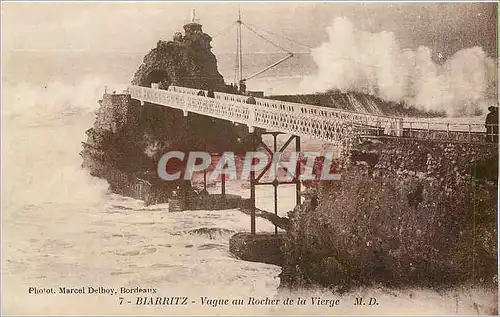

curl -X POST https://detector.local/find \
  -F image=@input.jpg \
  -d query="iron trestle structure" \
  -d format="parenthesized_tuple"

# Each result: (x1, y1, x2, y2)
(129, 84, 495, 234)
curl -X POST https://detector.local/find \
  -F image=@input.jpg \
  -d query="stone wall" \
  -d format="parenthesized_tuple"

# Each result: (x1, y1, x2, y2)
(94, 93, 133, 133)
(281, 138, 497, 292)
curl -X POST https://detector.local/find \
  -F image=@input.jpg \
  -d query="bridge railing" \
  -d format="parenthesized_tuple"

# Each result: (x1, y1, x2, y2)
(354, 121, 496, 143)
(168, 85, 399, 126)
(399, 121, 493, 143)
(130, 85, 495, 144)
(401, 121, 485, 133)
(131, 85, 404, 144)
(357, 126, 491, 143)
(167, 86, 402, 133)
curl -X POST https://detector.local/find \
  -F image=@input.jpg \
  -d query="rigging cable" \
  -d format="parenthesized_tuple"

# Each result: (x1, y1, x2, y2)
(212, 21, 237, 39)
(241, 22, 293, 54)
(246, 22, 313, 50)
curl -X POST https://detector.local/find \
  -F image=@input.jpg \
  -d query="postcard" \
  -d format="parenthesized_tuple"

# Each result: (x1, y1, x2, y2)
(1, 1, 498, 315)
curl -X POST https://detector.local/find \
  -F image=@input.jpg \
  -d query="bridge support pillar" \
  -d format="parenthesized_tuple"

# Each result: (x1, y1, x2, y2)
(179, 110, 191, 210)
(221, 172, 226, 197)
(249, 132, 301, 235)
(203, 170, 207, 191)
(295, 136, 301, 207)
(250, 134, 256, 234)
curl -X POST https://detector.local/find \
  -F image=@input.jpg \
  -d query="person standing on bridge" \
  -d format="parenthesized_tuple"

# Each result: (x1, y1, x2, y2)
(246, 94, 256, 105)
(239, 79, 247, 95)
(485, 105, 498, 143)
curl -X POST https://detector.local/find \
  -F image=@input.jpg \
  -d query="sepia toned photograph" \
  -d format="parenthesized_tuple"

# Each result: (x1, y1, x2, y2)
(1, 1, 498, 315)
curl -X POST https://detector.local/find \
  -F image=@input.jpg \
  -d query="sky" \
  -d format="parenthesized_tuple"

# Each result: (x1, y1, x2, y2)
(1, 2, 497, 61)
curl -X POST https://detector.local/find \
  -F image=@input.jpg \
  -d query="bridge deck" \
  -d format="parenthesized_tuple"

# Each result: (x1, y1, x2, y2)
(128, 85, 493, 145)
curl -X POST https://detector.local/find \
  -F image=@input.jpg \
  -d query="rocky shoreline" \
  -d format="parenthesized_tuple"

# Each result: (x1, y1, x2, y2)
(281, 138, 497, 292)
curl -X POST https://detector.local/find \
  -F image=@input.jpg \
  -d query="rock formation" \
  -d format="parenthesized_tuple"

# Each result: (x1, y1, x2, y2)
(281, 139, 498, 292)
(131, 21, 225, 90)
(81, 20, 251, 204)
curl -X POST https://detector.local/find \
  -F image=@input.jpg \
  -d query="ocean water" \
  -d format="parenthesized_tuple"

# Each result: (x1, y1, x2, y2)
(2, 51, 314, 94)
(1, 51, 497, 315)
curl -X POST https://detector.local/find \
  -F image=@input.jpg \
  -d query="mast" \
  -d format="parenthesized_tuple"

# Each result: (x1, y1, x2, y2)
(237, 7, 243, 83)
(216, 7, 299, 87)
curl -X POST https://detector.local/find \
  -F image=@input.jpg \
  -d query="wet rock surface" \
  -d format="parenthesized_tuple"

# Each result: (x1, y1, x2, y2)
(230, 232, 285, 266)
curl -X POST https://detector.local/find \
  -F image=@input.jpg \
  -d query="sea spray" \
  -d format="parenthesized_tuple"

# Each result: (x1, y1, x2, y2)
(299, 16, 497, 117)
(1, 78, 121, 210)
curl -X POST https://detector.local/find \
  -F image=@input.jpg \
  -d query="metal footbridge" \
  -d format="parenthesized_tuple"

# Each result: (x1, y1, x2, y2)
(126, 84, 494, 234)
(128, 84, 491, 145)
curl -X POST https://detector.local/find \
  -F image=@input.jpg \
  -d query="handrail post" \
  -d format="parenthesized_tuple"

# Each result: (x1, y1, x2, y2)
(396, 118, 403, 137)
(183, 94, 189, 117)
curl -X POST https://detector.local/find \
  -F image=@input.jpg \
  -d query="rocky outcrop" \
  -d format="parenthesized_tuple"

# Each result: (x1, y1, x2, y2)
(131, 22, 226, 90)
(281, 138, 497, 292)
(230, 232, 286, 266)
(81, 21, 251, 203)
(128, 20, 251, 154)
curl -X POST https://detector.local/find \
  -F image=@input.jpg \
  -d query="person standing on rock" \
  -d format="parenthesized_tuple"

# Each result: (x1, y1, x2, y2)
(485, 106, 498, 143)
